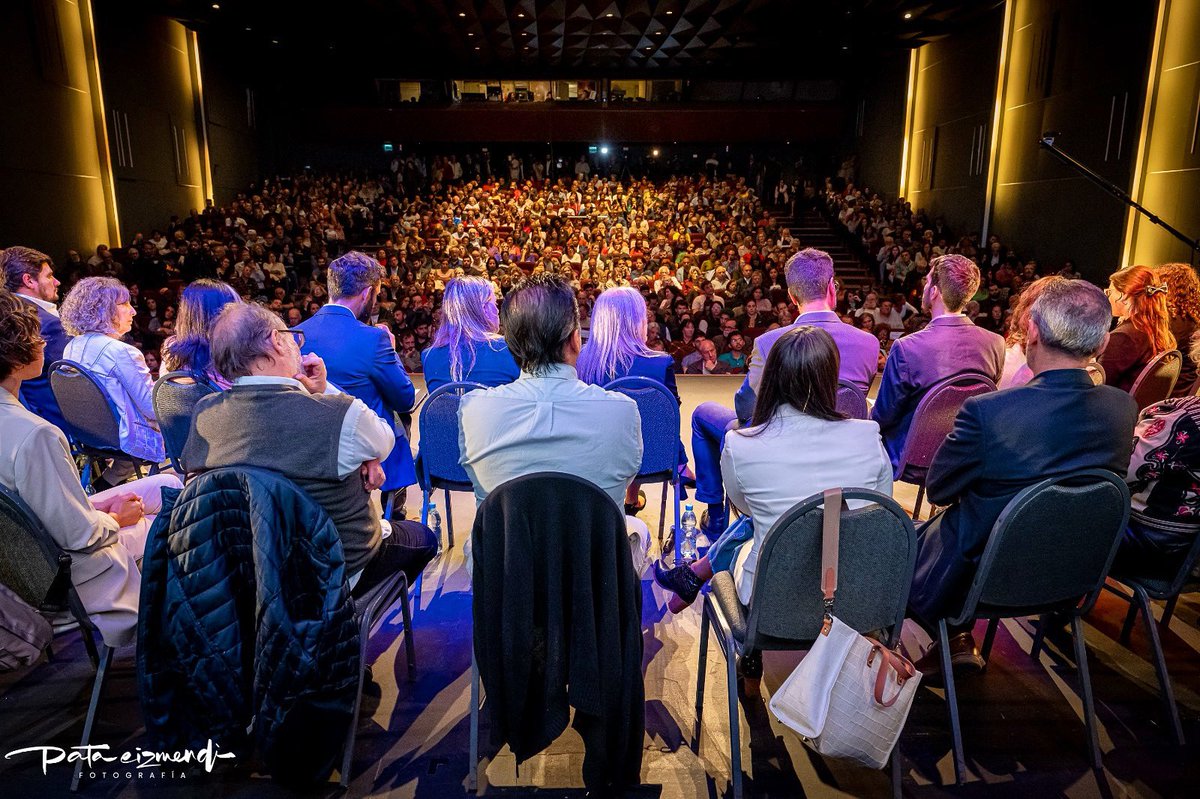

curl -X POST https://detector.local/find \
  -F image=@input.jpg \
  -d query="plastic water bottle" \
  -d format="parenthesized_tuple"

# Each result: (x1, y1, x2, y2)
(428, 503, 442, 548)
(680, 504, 699, 563)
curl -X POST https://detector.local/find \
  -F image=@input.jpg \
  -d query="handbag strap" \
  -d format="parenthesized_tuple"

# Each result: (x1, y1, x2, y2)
(868, 643, 917, 707)
(820, 488, 842, 626)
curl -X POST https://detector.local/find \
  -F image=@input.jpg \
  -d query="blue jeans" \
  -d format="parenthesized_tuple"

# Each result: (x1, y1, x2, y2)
(691, 401, 738, 509)
(707, 515, 754, 573)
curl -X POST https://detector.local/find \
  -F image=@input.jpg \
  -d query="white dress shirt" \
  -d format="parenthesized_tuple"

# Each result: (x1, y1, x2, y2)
(722, 405, 893, 604)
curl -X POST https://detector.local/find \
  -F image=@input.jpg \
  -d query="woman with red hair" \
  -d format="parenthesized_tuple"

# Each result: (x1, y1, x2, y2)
(1101, 265, 1176, 392)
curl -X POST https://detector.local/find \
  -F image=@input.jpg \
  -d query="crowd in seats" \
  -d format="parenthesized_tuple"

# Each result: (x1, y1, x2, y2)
(5, 157, 1200, 791)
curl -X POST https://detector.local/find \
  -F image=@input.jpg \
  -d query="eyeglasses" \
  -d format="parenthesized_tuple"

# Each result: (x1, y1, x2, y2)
(278, 328, 305, 348)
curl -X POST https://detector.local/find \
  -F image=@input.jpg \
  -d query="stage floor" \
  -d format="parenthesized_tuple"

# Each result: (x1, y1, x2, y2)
(2, 375, 1198, 798)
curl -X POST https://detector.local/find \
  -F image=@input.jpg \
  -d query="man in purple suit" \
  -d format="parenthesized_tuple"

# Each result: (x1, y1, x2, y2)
(872, 254, 1005, 474)
(689, 248, 881, 537)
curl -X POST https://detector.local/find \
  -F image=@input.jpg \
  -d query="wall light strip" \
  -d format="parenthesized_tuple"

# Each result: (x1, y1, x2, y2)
(79, 0, 121, 247)
(980, 0, 1015, 243)
(1122, 0, 1170, 266)
(899, 48, 918, 197)
(189, 29, 214, 202)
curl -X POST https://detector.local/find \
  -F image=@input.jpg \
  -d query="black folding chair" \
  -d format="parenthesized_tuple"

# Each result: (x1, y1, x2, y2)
(152, 371, 219, 473)
(694, 489, 917, 799)
(931, 469, 1130, 784)
(0, 484, 112, 792)
(50, 359, 157, 488)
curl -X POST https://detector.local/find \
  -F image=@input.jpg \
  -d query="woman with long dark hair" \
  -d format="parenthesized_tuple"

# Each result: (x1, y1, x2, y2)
(1101, 265, 1176, 392)
(161, 279, 240, 388)
(653, 326, 893, 663)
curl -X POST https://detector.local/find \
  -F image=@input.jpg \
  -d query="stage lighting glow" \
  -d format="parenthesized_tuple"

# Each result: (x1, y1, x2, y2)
(652, 148, 660, 157)
(458, 12, 466, 17)
(600, 145, 610, 155)
(904, 12, 913, 19)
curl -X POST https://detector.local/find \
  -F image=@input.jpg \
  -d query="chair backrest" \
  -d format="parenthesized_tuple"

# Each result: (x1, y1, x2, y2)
(745, 489, 917, 650)
(604, 376, 681, 479)
(418, 381, 488, 487)
(956, 469, 1130, 624)
(0, 484, 92, 630)
(1130, 349, 1182, 410)
(896, 372, 997, 479)
(49, 359, 123, 452)
(835, 379, 869, 420)
(1085, 361, 1105, 386)
(153, 371, 219, 472)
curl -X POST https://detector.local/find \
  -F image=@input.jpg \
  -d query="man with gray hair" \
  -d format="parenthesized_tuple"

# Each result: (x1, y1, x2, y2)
(872, 253, 1006, 473)
(298, 251, 417, 514)
(685, 248, 876, 541)
(184, 302, 437, 597)
(908, 277, 1137, 675)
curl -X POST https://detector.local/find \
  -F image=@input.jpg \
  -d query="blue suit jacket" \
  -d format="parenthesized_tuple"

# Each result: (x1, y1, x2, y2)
(298, 305, 416, 489)
(17, 296, 70, 433)
(421, 339, 519, 394)
(909, 369, 1137, 622)
(871, 315, 1005, 473)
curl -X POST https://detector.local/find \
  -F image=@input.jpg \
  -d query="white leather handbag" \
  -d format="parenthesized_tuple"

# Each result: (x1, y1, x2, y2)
(768, 488, 920, 769)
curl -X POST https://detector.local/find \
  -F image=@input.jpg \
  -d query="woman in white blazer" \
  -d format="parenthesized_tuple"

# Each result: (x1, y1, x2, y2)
(654, 325, 893, 670)
(60, 277, 166, 488)
(0, 291, 180, 646)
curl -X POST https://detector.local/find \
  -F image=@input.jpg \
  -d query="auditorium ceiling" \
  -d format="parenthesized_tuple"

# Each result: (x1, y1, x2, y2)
(153, 0, 1000, 78)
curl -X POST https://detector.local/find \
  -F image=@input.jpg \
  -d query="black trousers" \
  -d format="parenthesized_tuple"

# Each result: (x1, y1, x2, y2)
(352, 520, 438, 598)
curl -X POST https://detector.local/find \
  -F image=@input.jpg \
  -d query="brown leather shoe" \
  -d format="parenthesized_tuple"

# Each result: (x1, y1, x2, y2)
(915, 632, 985, 679)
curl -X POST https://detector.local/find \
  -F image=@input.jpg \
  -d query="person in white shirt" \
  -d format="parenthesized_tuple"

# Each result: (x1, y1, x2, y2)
(459, 273, 651, 569)
(0, 290, 181, 647)
(60, 277, 166, 489)
(655, 325, 892, 675)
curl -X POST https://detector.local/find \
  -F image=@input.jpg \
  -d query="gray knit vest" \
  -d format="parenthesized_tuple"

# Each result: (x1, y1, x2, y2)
(182, 384, 380, 573)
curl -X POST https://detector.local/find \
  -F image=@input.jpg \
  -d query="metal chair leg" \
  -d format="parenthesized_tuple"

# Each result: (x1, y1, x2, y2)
(420, 489, 431, 526)
(726, 637, 744, 799)
(913, 484, 925, 521)
(70, 643, 112, 792)
(981, 618, 1000, 664)
(1070, 616, 1104, 769)
(400, 580, 416, 682)
(469, 647, 480, 793)
(1161, 595, 1179, 629)
(938, 619, 967, 785)
(341, 619, 372, 788)
(79, 625, 101, 669)
(890, 746, 903, 799)
(657, 480, 668, 551)
(1133, 585, 1185, 745)
(444, 488, 455, 549)
(693, 607, 711, 750)
(1031, 614, 1048, 661)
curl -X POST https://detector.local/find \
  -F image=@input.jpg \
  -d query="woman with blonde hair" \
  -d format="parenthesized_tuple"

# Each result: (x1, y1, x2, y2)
(421, 276, 518, 393)
(1101, 265, 1176, 392)
(61, 276, 165, 488)
(1158, 262, 1200, 396)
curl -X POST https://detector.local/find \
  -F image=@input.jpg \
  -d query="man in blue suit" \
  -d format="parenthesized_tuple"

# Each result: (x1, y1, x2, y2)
(3, 247, 70, 432)
(690, 248, 881, 537)
(910, 278, 1137, 674)
(298, 251, 417, 512)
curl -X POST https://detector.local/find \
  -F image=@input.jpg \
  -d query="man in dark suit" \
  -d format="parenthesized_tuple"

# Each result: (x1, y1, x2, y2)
(2, 246, 70, 432)
(691, 248, 880, 537)
(298, 251, 417, 510)
(872, 254, 1005, 474)
(911, 277, 1138, 674)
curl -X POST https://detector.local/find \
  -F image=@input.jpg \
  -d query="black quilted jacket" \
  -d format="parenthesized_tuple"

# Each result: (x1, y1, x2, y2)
(136, 467, 361, 784)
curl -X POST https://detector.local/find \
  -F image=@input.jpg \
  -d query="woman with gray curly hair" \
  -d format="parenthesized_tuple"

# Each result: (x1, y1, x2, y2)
(61, 277, 165, 488)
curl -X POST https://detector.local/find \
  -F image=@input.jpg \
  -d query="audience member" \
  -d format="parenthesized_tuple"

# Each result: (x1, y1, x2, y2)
(161, 279, 240, 389)
(60, 276, 166, 488)
(872, 254, 1005, 474)
(0, 290, 180, 646)
(2, 246, 69, 432)
(998, 276, 1059, 390)
(185, 302, 437, 596)
(654, 325, 892, 675)
(458, 274, 650, 566)
(1158, 263, 1200, 396)
(909, 279, 1138, 673)
(298, 252, 417, 509)
(1100, 265, 1175, 392)
(420, 276, 518, 393)
(684, 339, 731, 375)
